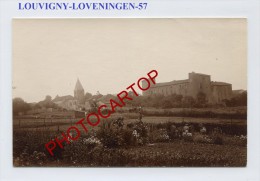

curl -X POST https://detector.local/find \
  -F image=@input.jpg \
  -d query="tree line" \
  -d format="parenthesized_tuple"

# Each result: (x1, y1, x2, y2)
(13, 91, 247, 116)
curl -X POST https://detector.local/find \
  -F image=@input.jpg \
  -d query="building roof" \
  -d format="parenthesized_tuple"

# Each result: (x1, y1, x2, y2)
(152, 79, 189, 88)
(211, 81, 231, 86)
(189, 72, 210, 77)
(74, 78, 84, 91)
(53, 95, 74, 102)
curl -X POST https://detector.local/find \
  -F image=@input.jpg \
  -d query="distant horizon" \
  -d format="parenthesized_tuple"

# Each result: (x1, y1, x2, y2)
(13, 19, 247, 103)
(13, 70, 247, 103)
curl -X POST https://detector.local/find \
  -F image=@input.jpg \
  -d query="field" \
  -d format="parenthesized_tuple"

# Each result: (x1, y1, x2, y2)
(13, 113, 246, 130)
(13, 109, 247, 167)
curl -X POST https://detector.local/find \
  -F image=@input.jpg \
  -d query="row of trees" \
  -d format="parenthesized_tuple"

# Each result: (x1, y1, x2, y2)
(13, 91, 247, 115)
(83, 91, 247, 109)
(223, 92, 247, 107)
(126, 92, 247, 108)
(125, 93, 206, 108)
(13, 98, 31, 116)
(13, 95, 58, 116)
(13, 92, 103, 116)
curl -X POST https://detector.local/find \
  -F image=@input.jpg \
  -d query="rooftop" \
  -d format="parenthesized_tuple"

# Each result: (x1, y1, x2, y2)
(151, 79, 189, 87)
(211, 81, 231, 86)
(53, 95, 75, 102)
(189, 72, 210, 77)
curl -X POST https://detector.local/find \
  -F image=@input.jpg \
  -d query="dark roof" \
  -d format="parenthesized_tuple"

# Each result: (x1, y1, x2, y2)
(152, 79, 189, 88)
(53, 95, 74, 102)
(189, 72, 210, 77)
(211, 81, 231, 86)
(74, 78, 84, 91)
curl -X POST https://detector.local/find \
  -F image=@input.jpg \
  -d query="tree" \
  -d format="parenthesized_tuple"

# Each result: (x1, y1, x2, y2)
(237, 92, 247, 106)
(182, 96, 196, 107)
(36, 95, 58, 109)
(45, 95, 52, 102)
(162, 99, 172, 108)
(197, 92, 207, 104)
(13, 97, 31, 116)
(89, 99, 98, 113)
(84, 92, 93, 100)
(224, 91, 247, 107)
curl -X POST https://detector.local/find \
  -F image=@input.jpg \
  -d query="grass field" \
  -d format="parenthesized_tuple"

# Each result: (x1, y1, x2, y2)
(13, 114, 246, 131)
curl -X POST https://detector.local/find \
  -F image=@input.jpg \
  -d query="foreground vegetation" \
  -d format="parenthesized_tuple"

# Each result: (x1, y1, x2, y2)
(13, 118, 247, 167)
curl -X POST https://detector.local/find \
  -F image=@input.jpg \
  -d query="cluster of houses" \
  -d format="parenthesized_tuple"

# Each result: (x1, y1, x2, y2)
(52, 78, 113, 112)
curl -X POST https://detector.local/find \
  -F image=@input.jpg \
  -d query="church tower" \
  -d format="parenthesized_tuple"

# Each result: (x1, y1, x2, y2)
(74, 78, 85, 104)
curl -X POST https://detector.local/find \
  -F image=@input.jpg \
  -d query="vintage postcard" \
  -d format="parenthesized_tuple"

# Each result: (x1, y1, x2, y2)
(12, 18, 247, 167)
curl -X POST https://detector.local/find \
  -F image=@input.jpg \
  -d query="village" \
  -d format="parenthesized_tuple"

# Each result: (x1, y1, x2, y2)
(13, 70, 247, 167)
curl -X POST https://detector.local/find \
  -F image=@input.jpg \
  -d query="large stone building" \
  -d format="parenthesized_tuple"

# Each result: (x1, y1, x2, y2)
(142, 72, 232, 104)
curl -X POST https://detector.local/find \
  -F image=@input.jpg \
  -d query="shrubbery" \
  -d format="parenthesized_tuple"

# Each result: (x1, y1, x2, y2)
(126, 92, 247, 109)
(141, 109, 246, 119)
(13, 117, 247, 167)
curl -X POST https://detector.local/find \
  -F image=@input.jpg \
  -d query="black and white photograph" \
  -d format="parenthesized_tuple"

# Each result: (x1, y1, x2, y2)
(12, 18, 247, 167)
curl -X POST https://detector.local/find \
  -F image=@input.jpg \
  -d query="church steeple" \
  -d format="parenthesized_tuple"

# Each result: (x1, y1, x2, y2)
(74, 78, 85, 104)
(74, 78, 84, 91)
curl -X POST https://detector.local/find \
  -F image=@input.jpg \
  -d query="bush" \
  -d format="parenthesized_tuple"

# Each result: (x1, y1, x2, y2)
(132, 121, 149, 144)
(212, 135, 224, 145)
(97, 129, 123, 148)
(122, 129, 134, 146)
(150, 129, 170, 143)
(63, 136, 103, 165)
(193, 134, 212, 144)
(183, 134, 193, 142)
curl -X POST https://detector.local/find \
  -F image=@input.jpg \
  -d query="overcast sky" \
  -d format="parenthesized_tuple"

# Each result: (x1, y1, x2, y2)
(13, 18, 247, 103)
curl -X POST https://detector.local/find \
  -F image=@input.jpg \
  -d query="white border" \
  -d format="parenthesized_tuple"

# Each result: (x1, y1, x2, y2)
(1, 0, 260, 181)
